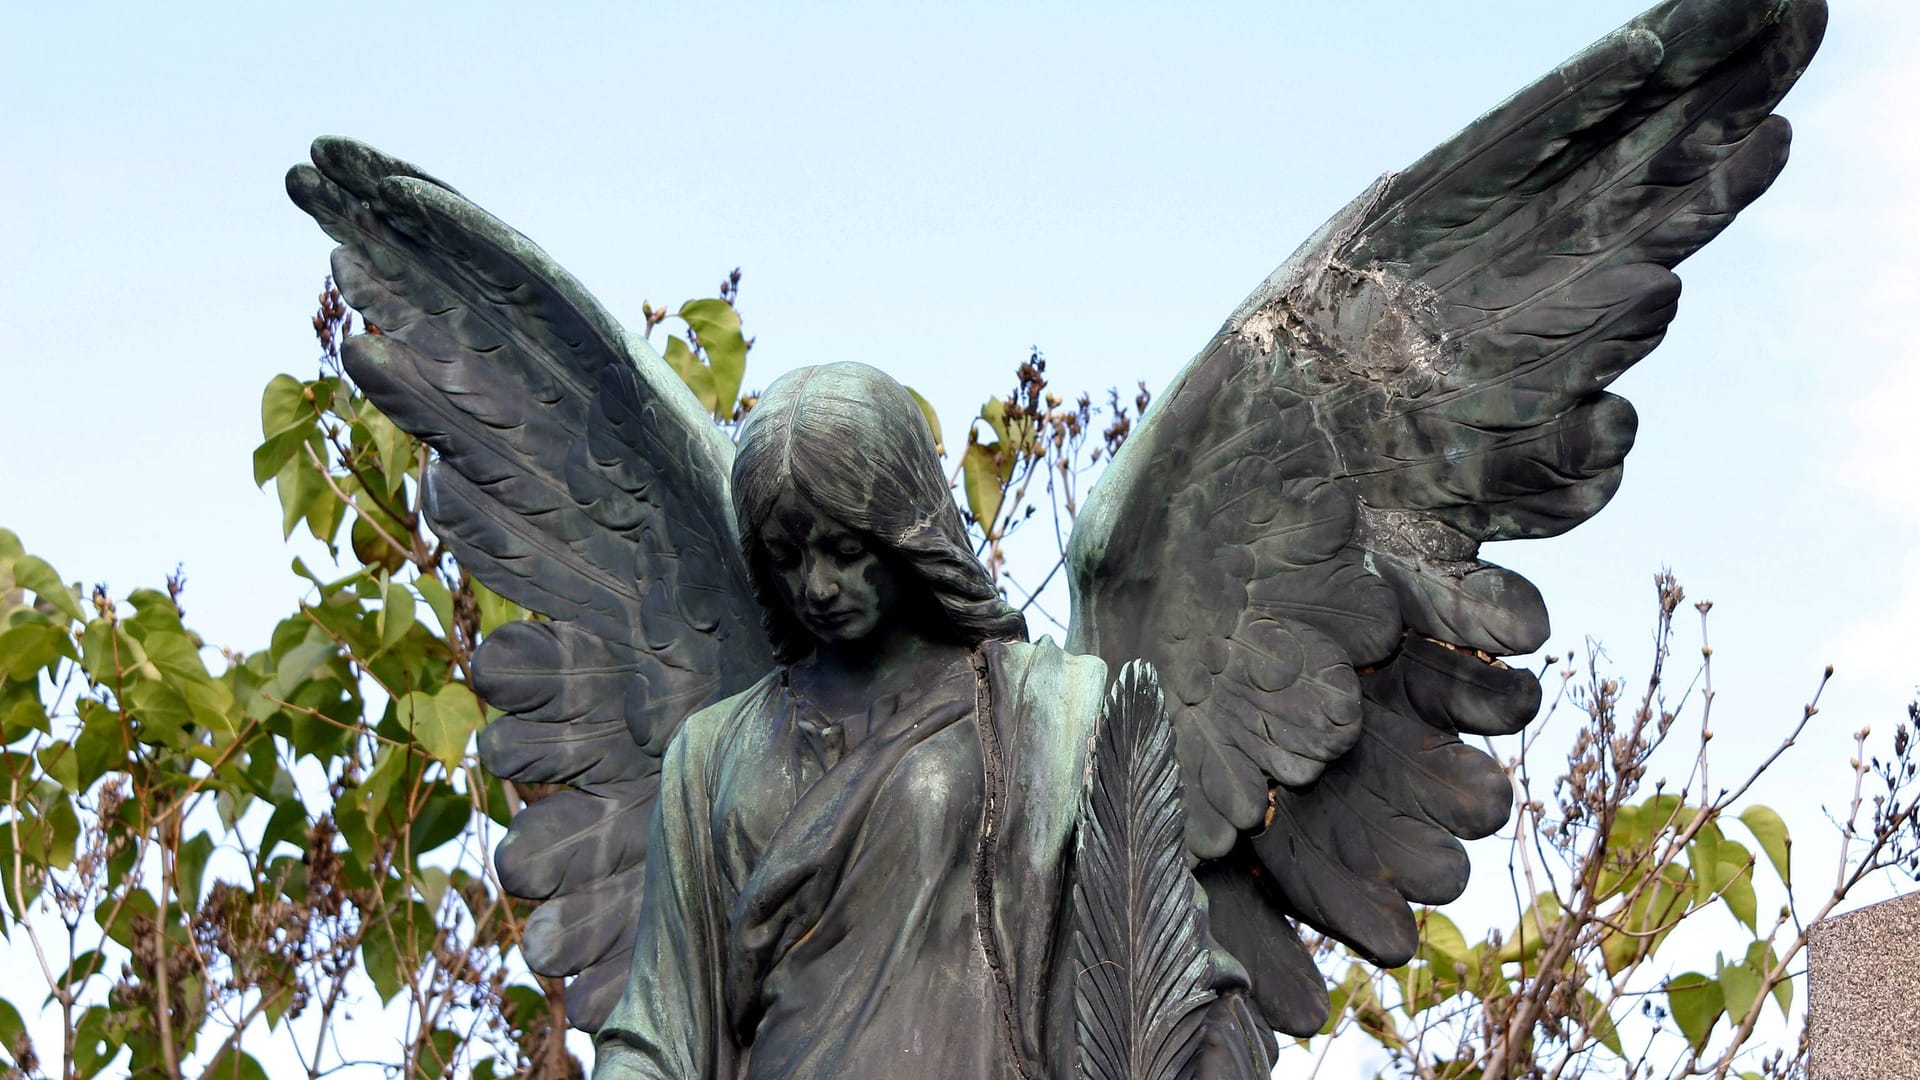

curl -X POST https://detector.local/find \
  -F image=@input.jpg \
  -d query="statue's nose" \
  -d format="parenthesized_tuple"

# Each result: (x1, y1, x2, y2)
(804, 558, 842, 603)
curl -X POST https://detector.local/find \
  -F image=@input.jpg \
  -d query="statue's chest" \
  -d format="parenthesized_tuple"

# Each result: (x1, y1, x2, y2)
(710, 703, 988, 896)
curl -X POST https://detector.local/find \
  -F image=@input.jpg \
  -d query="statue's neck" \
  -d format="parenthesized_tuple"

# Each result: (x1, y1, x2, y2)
(791, 629, 973, 735)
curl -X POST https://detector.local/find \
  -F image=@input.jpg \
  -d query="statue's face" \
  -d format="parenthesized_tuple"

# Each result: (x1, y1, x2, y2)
(757, 488, 900, 648)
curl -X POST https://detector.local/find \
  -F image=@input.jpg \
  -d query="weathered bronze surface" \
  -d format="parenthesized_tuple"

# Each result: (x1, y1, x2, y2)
(287, 0, 1824, 1075)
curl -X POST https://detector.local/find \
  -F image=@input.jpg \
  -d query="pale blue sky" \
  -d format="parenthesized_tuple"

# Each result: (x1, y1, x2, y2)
(3, 0, 1916, 1074)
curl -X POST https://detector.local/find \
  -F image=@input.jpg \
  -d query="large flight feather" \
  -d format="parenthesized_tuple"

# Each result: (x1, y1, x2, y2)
(1071, 662, 1217, 1080)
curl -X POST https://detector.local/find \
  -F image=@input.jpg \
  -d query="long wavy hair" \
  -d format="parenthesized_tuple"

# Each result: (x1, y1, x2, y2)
(731, 362, 1026, 662)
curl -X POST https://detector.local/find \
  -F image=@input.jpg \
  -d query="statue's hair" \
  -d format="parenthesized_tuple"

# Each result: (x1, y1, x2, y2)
(731, 362, 1027, 662)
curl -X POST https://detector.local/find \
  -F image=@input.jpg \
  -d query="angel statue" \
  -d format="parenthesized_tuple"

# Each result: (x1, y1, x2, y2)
(286, 0, 1823, 1075)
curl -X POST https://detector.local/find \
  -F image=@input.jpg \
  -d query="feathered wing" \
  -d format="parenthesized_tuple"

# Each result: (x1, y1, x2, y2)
(1066, 0, 1823, 1035)
(287, 138, 773, 1031)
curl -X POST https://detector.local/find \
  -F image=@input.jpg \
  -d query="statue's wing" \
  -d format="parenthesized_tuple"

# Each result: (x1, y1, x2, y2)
(1065, 0, 1823, 1035)
(287, 138, 773, 1031)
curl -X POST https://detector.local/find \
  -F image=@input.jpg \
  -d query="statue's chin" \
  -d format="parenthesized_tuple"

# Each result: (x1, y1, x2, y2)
(802, 611, 882, 648)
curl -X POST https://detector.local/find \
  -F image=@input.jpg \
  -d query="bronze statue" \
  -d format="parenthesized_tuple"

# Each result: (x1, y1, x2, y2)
(286, 0, 1825, 1075)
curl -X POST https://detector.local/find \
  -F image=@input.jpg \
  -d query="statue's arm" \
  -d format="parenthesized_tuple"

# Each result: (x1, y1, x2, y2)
(592, 722, 734, 1080)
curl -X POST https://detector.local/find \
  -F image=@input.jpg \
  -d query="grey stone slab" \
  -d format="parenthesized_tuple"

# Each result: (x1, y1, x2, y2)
(1809, 891, 1920, 1078)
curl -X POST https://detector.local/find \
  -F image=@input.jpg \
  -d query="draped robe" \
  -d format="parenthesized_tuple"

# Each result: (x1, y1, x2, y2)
(593, 638, 1107, 1080)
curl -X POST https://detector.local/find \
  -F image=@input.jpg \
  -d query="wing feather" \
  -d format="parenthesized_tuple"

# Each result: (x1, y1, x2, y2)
(493, 782, 659, 902)
(521, 868, 648, 977)
(1072, 662, 1217, 1080)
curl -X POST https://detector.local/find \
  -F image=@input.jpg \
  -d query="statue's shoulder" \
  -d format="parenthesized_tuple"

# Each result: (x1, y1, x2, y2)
(1005, 634, 1106, 680)
(663, 667, 782, 770)
(991, 636, 1108, 738)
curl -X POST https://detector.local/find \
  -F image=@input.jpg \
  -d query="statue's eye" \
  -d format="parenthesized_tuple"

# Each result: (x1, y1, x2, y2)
(830, 537, 866, 563)
(764, 542, 800, 570)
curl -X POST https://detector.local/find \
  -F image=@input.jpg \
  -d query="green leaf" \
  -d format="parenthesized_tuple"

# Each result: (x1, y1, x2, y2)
(359, 403, 416, 493)
(418, 1025, 460, 1079)
(1603, 864, 1690, 974)
(1, 681, 50, 742)
(1719, 852, 1758, 931)
(357, 740, 415, 827)
(18, 788, 82, 870)
(241, 737, 295, 805)
(978, 397, 1010, 448)
(961, 442, 1007, 528)
(74, 699, 123, 789)
(416, 575, 455, 639)
(1419, 910, 1469, 970)
(96, 883, 158, 941)
(417, 864, 452, 914)
(1739, 805, 1791, 887)
(0, 823, 43, 918)
(259, 373, 311, 439)
(306, 481, 346, 546)
(378, 573, 416, 652)
(1770, 961, 1793, 1018)
(48, 796, 80, 869)
(409, 785, 472, 858)
(267, 619, 340, 702)
(176, 830, 216, 909)
(503, 984, 548, 1027)
(905, 387, 946, 455)
(52, 949, 105, 1002)
(271, 445, 347, 546)
(257, 375, 322, 487)
(36, 742, 78, 791)
(202, 1047, 271, 1080)
(289, 556, 327, 592)
(1687, 825, 1721, 898)
(1739, 940, 1794, 1018)
(399, 681, 483, 768)
(71, 1005, 116, 1077)
(1717, 952, 1761, 1025)
(1395, 960, 1440, 1015)
(253, 426, 317, 487)
(471, 579, 526, 635)
(481, 769, 513, 827)
(282, 677, 357, 763)
(331, 799, 376, 891)
(350, 511, 408, 575)
(0, 998, 27, 1068)
(275, 454, 325, 540)
(1667, 972, 1724, 1054)
(1641, 793, 1687, 833)
(12, 554, 84, 622)
(303, 590, 377, 658)
(0, 618, 75, 680)
(1580, 990, 1624, 1056)
(126, 599, 236, 735)
(361, 922, 402, 1002)
(260, 800, 308, 859)
(663, 335, 715, 412)
(679, 297, 749, 417)
(216, 787, 250, 832)
(79, 618, 158, 684)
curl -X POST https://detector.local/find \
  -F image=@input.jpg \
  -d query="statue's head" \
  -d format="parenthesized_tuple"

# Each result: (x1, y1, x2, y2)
(731, 362, 1026, 662)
